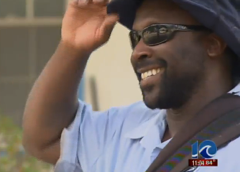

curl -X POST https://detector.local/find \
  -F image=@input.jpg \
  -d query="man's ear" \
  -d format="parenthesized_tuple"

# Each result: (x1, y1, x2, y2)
(204, 33, 227, 58)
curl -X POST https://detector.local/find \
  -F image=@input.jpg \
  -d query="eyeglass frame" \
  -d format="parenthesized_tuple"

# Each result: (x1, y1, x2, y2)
(129, 24, 210, 49)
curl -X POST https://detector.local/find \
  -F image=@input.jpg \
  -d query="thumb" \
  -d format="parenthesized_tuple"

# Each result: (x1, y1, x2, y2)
(100, 14, 119, 40)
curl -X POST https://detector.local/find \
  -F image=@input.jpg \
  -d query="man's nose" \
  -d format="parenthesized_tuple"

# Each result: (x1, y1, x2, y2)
(131, 39, 152, 61)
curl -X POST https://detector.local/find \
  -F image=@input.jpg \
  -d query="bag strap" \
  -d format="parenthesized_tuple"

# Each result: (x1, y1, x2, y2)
(146, 94, 240, 172)
(172, 110, 240, 172)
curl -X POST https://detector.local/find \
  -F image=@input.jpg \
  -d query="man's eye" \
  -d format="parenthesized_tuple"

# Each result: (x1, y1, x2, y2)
(144, 31, 158, 36)
(159, 27, 168, 34)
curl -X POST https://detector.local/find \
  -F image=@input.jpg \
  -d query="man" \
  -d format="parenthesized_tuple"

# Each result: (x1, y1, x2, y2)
(22, 0, 240, 171)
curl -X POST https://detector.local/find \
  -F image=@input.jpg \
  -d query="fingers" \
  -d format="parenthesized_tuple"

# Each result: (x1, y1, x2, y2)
(92, 0, 109, 4)
(77, 0, 91, 5)
(100, 14, 119, 40)
(71, 0, 109, 6)
(80, 0, 109, 5)
(71, 0, 92, 6)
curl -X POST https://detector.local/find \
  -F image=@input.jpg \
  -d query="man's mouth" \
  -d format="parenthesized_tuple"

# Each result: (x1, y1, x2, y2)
(141, 68, 162, 80)
(138, 67, 165, 87)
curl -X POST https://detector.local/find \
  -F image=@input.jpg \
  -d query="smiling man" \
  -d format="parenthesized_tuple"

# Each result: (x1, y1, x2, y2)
(22, 0, 240, 171)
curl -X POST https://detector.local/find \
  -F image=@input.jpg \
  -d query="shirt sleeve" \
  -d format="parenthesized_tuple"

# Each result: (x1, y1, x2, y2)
(55, 99, 122, 171)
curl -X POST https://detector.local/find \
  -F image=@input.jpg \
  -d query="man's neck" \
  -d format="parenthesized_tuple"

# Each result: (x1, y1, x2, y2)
(163, 77, 233, 141)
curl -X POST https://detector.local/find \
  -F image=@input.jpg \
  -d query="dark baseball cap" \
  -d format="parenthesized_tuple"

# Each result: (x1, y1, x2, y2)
(107, 0, 240, 59)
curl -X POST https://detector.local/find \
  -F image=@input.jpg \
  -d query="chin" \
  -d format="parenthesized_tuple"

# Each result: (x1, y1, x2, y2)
(142, 91, 162, 109)
(143, 96, 175, 110)
(141, 84, 163, 109)
(143, 100, 158, 109)
(142, 89, 177, 110)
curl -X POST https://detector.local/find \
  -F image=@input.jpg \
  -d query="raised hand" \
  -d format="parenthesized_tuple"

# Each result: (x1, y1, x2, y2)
(61, 0, 119, 54)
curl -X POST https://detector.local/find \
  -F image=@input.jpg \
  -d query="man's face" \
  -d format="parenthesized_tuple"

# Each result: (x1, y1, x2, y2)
(131, 0, 208, 109)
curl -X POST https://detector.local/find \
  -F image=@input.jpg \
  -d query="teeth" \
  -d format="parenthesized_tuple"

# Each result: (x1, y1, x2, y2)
(148, 71, 152, 76)
(141, 68, 162, 80)
(152, 69, 157, 75)
(144, 72, 148, 78)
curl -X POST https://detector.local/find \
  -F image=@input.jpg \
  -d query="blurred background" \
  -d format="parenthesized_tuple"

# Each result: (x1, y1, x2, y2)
(0, 0, 142, 171)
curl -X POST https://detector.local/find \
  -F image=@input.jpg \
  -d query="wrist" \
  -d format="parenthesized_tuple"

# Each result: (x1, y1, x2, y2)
(58, 40, 92, 60)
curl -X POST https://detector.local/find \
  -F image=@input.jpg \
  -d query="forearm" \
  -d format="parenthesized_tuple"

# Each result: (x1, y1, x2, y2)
(23, 41, 89, 160)
(31, 140, 60, 165)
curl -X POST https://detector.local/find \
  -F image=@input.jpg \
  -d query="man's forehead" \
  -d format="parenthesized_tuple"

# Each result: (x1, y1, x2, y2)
(133, 0, 201, 30)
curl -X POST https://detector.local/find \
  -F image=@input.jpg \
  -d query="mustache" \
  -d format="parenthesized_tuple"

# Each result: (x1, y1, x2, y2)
(134, 59, 167, 70)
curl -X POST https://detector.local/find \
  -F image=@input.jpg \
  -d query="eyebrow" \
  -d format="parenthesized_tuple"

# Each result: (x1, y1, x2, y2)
(132, 20, 163, 31)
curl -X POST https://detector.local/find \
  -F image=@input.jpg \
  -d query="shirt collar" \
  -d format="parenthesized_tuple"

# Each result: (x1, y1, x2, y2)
(124, 109, 167, 149)
(124, 109, 166, 140)
(124, 83, 240, 141)
(229, 83, 240, 95)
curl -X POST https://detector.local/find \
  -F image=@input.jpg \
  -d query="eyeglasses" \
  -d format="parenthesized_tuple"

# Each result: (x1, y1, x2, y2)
(129, 24, 209, 49)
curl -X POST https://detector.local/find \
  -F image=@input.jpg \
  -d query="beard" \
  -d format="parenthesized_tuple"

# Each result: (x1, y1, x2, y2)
(141, 68, 205, 110)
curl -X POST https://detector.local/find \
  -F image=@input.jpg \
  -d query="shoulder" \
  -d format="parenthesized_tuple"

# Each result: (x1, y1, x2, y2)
(110, 101, 160, 118)
(215, 135, 240, 160)
(75, 100, 163, 144)
(69, 100, 162, 136)
(211, 136, 240, 171)
(79, 100, 160, 123)
(101, 101, 161, 129)
(196, 136, 240, 172)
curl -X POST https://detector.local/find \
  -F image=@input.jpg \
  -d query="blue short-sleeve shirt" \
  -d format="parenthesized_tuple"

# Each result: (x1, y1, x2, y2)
(55, 84, 240, 172)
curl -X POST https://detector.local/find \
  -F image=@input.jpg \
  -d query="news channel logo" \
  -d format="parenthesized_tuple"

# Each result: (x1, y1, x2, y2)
(191, 140, 217, 159)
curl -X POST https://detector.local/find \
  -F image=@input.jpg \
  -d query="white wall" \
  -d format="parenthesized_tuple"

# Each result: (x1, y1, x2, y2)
(84, 24, 142, 111)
